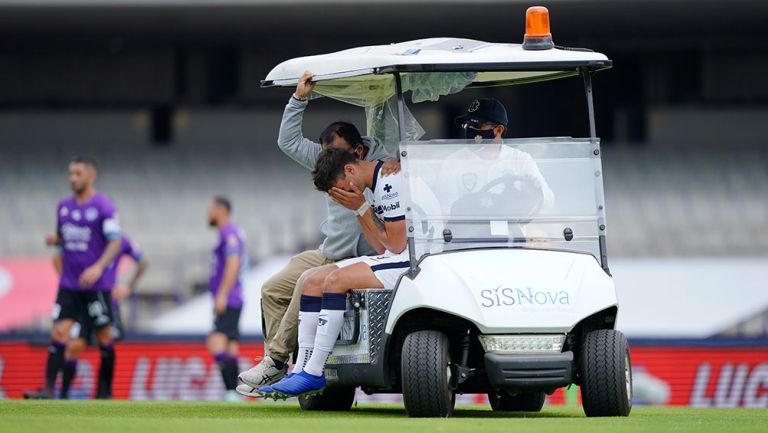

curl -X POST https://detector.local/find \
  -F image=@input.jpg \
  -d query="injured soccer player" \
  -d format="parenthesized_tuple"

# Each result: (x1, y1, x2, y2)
(260, 147, 408, 398)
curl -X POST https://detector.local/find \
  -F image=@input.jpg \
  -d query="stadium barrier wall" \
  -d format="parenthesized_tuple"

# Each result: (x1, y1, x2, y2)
(0, 337, 766, 407)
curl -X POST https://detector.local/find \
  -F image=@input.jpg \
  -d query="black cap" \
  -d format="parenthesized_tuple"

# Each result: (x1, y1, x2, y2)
(455, 98, 508, 127)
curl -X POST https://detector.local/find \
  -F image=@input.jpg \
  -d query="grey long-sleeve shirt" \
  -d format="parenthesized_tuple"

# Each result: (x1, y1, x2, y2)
(278, 96, 392, 260)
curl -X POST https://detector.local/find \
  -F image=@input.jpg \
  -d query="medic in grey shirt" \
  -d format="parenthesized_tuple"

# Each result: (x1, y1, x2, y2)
(238, 71, 400, 393)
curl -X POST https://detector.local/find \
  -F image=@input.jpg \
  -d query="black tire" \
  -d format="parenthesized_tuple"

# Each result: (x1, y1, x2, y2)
(580, 329, 632, 417)
(401, 330, 456, 418)
(298, 386, 356, 411)
(488, 391, 545, 412)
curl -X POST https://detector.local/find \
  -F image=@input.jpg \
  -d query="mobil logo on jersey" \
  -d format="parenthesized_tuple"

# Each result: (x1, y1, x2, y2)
(375, 202, 400, 214)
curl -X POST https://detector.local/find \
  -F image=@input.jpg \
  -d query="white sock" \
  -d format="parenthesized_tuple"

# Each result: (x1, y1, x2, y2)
(292, 311, 319, 374)
(303, 309, 345, 376)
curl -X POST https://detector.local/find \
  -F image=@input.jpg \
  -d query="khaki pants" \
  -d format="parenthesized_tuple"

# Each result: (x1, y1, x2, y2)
(261, 249, 336, 363)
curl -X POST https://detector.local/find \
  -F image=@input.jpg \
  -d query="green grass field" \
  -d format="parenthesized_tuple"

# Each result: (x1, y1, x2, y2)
(1, 401, 767, 433)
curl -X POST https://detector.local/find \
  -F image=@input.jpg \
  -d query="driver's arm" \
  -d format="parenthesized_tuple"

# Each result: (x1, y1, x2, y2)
(518, 152, 555, 210)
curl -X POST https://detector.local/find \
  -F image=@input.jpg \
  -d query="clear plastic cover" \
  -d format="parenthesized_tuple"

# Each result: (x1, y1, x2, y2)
(309, 72, 476, 153)
(400, 138, 605, 261)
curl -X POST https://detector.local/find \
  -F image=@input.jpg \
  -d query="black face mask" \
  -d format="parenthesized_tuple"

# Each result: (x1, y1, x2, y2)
(465, 126, 496, 141)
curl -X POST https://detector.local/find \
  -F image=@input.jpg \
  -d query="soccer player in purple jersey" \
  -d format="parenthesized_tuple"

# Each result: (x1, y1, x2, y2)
(24, 156, 123, 400)
(52, 235, 148, 399)
(207, 196, 248, 402)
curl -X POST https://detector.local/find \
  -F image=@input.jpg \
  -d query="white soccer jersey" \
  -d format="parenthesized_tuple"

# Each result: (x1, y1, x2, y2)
(363, 160, 406, 225)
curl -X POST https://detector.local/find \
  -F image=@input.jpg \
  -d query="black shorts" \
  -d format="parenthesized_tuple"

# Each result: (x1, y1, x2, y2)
(53, 288, 113, 331)
(75, 305, 124, 344)
(213, 307, 241, 341)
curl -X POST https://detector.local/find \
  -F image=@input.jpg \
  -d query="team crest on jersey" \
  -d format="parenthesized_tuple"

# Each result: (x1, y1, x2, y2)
(72, 209, 82, 221)
(461, 173, 478, 191)
(60, 207, 69, 217)
(85, 207, 99, 222)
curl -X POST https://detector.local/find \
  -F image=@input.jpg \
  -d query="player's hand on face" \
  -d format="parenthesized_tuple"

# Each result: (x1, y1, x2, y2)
(329, 182, 365, 211)
(214, 294, 228, 316)
(45, 233, 59, 246)
(294, 70, 316, 100)
(381, 158, 401, 176)
(79, 264, 104, 288)
(112, 285, 131, 301)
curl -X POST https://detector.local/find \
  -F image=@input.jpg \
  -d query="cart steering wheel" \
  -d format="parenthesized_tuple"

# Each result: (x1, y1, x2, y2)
(471, 174, 544, 219)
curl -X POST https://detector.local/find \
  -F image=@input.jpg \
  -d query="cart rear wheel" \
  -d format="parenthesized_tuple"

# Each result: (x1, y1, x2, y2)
(580, 329, 632, 417)
(488, 391, 545, 412)
(401, 330, 455, 417)
(298, 387, 356, 411)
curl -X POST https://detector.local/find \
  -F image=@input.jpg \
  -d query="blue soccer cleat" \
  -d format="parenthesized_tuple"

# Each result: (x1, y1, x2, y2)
(256, 373, 294, 400)
(270, 371, 325, 399)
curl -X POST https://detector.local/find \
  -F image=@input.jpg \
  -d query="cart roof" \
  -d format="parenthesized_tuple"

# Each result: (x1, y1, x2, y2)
(262, 37, 611, 88)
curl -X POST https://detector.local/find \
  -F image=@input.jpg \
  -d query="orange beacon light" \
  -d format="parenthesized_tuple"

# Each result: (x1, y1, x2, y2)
(522, 6, 555, 50)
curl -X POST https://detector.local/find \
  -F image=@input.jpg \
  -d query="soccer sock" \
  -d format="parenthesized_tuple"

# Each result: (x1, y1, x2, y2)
(292, 295, 321, 374)
(44, 341, 66, 394)
(61, 359, 78, 399)
(97, 343, 115, 398)
(215, 352, 238, 390)
(303, 293, 347, 377)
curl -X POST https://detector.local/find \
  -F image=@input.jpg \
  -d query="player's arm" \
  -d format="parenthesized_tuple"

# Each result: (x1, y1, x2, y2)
(354, 209, 386, 254)
(114, 255, 149, 301)
(215, 255, 240, 315)
(129, 258, 149, 289)
(356, 210, 407, 254)
(79, 210, 122, 288)
(277, 70, 322, 170)
(52, 251, 62, 276)
(79, 238, 121, 288)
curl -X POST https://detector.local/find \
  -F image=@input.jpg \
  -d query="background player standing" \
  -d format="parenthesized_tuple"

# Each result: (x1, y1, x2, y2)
(52, 234, 148, 399)
(25, 156, 123, 399)
(207, 196, 248, 402)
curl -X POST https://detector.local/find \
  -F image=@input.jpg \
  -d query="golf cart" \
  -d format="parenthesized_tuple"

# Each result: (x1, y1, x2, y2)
(262, 7, 631, 418)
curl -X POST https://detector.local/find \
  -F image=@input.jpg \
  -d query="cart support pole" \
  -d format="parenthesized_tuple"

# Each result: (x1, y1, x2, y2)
(582, 69, 610, 275)
(394, 73, 420, 278)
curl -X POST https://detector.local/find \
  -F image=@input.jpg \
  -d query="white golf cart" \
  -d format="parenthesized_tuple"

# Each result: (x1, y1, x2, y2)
(262, 7, 631, 418)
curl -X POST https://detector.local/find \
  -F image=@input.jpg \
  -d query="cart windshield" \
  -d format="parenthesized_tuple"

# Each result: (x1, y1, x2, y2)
(400, 138, 606, 262)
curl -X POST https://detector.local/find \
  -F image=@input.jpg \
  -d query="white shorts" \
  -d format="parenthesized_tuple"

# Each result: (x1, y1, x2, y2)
(336, 250, 410, 291)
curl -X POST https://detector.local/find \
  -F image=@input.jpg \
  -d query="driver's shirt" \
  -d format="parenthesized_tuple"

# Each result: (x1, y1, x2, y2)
(363, 160, 406, 256)
(438, 144, 554, 210)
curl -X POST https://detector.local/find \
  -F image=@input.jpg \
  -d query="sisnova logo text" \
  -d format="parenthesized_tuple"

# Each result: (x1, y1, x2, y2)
(479, 286, 570, 308)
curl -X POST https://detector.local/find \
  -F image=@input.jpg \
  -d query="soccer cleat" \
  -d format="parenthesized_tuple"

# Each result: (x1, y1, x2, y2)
(23, 389, 53, 400)
(224, 389, 245, 402)
(253, 373, 295, 400)
(270, 371, 325, 399)
(235, 383, 264, 398)
(238, 356, 287, 388)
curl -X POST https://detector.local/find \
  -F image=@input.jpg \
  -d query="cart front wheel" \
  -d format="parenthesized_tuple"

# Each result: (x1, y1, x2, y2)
(401, 330, 456, 417)
(580, 329, 632, 417)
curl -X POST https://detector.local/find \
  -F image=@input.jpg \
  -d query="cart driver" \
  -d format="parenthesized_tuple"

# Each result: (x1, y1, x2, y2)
(431, 98, 555, 241)
(450, 97, 554, 210)
(255, 147, 409, 398)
